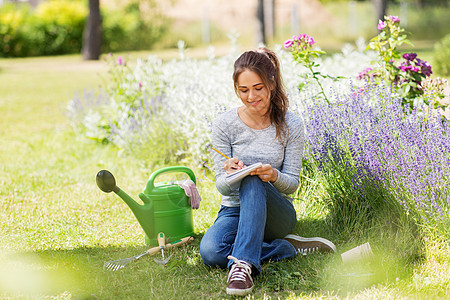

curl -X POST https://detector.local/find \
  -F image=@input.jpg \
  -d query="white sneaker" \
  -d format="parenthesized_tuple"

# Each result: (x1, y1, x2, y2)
(284, 234, 336, 255)
(226, 256, 254, 296)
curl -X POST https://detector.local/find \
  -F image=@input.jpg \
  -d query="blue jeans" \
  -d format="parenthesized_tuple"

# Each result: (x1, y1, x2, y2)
(199, 175, 297, 274)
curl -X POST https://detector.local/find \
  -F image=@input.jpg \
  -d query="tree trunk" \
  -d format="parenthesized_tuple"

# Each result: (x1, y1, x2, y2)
(82, 0, 102, 60)
(255, 0, 266, 46)
(264, 0, 275, 41)
(372, 0, 389, 23)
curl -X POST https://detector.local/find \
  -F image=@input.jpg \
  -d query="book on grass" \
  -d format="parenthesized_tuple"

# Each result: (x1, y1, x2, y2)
(226, 162, 263, 187)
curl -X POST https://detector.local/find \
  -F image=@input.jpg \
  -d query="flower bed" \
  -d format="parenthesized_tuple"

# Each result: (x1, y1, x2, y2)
(68, 17, 450, 234)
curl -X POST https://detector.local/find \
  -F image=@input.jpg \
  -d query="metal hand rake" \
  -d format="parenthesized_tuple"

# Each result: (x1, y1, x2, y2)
(103, 236, 194, 271)
(104, 247, 160, 271)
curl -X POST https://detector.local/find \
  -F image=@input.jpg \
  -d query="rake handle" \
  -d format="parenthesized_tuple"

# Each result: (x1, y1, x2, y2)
(147, 236, 194, 256)
(157, 232, 166, 258)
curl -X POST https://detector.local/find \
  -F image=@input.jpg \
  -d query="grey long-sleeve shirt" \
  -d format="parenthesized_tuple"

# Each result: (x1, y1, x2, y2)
(212, 107, 305, 207)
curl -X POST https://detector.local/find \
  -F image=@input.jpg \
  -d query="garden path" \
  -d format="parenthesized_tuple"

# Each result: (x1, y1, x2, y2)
(157, 0, 336, 31)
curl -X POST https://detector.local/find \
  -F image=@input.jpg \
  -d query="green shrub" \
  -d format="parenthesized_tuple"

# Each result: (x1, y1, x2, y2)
(0, 0, 167, 57)
(0, 0, 87, 57)
(433, 33, 450, 76)
(33, 0, 87, 55)
(102, 2, 168, 52)
(0, 4, 31, 57)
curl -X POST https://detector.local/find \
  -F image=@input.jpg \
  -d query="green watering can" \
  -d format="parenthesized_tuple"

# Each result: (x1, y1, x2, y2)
(96, 166, 196, 246)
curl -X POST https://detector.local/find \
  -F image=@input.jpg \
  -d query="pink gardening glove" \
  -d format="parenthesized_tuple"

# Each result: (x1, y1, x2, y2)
(178, 179, 201, 209)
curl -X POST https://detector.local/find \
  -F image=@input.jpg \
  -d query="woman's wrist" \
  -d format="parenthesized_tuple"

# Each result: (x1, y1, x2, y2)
(270, 168, 279, 183)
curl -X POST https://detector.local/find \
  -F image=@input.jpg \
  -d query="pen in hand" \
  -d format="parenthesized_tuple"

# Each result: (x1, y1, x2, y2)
(211, 147, 244, 171)
(211, 147, 230, 159)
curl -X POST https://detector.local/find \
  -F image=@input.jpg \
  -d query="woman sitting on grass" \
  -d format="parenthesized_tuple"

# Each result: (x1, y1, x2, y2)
(199, 47, 336, 296)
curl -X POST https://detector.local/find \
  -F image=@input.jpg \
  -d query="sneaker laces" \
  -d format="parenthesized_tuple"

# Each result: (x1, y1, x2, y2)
(227, 256, 253, 283)
(298, 247, 319, 256)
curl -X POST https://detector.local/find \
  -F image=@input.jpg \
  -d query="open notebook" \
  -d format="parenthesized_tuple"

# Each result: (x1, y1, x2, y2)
(226, 162, 262, 188)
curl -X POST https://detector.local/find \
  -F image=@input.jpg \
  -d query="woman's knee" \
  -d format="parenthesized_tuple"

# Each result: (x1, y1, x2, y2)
(239, 176, 266, 200)
(240, 175, 263, 188)
(199, 238, 228, 268)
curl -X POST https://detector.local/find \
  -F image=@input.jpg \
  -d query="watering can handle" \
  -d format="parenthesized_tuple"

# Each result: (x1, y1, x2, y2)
(144, 166, 196, 194)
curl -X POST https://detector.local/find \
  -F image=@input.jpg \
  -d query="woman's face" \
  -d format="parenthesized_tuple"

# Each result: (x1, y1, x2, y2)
(236, 70, 271, 117)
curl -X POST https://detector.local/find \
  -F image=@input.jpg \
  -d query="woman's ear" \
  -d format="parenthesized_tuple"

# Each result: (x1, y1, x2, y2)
(269, 77, 276, 91)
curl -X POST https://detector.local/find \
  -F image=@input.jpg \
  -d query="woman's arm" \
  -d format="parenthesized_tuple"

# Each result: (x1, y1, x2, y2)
(212, 117, 234, 196)
(272, 115, 305, 195)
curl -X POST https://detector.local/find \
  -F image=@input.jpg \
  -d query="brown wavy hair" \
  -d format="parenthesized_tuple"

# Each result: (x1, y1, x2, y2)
(232, 47, 289, 141)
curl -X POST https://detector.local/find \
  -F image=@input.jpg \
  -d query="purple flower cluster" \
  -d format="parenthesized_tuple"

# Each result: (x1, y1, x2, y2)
(399, 53, 432, 77)
(403, 53, 417, 61)
(284, 34, 316, 49)
(303, 82, 450, 222)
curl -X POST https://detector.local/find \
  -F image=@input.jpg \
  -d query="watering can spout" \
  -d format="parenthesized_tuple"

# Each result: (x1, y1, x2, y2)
(96, 170, 155, 239)
(96, 170, 120, 194)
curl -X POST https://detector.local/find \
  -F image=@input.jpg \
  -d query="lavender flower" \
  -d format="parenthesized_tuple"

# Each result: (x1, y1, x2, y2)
(304, 81, 450, 223)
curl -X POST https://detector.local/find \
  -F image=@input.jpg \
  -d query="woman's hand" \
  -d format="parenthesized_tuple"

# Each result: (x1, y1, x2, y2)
(250, 164, 278, 183)
(224, 158, 244, 174)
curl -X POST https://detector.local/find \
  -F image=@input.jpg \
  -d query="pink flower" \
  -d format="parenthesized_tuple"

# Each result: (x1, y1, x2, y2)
(377, 21, 386, 30)
(284, 39, 293, 49)
(390, 15, 400, 23)
(357, 67, 375, 80)
(399, 63, 420, 73)
(299, 34, 315, 45)
(399, 65, 409, 72)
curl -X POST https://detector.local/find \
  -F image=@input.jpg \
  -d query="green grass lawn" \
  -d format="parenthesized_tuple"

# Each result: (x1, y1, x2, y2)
(1, 52, 450, 299)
